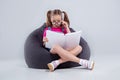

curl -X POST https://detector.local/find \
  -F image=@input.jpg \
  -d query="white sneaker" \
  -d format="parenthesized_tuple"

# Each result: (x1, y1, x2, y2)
(80, 59, 95, 70)
(47, 61, 58, 71)
(87, 61, 95, 70)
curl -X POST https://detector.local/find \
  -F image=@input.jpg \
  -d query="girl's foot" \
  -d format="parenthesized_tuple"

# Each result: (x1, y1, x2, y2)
(47, 60, 60, 71)
(79, 59, 95, 70)
(87, 61, 95, 70)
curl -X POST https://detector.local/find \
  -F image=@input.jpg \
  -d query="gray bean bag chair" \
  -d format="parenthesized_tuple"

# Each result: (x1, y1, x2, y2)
(24, 23, 91, 69)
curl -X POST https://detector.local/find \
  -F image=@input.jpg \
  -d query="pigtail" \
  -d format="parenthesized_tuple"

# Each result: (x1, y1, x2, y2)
(46, 10, 52, 27)
(62, 11, 70, 27)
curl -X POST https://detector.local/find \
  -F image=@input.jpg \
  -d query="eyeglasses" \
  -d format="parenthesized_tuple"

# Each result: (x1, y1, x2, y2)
(52, 20, 61, 25)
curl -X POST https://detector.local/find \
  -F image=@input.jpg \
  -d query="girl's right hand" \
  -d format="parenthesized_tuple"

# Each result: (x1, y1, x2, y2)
(43, 37, 48, 46)
(43, 37, 48, 45)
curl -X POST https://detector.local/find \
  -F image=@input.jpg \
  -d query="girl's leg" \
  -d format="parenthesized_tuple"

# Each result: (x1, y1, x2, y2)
(48, 45, 80, 71)
(48, 45, 94, 71)
(50, 45, 82, 56)
(57, 45, 82, 64)
(69, 45, 82, 56)
(50, 45, 80, 63)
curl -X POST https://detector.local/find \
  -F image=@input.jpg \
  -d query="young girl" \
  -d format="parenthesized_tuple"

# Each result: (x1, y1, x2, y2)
(43, 9, 94, 71)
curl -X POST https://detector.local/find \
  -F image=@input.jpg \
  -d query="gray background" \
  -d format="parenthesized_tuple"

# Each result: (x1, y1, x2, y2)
(0, 0, 120, 80)
(0, 0, 120, 60)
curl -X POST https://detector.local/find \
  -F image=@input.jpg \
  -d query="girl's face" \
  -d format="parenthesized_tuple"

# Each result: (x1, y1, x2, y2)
(51, 15, 62, 27)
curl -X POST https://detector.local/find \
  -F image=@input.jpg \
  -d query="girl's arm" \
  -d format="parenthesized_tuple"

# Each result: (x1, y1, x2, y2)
(65, 27, 71, 33)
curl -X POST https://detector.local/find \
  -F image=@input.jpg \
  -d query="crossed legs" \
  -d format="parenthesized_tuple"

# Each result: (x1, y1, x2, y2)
(48, 44, 94, 71)
(50, 45, 82, 64)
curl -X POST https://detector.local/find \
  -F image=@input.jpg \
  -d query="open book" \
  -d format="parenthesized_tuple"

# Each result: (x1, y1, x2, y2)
(45, 30, 82, 50)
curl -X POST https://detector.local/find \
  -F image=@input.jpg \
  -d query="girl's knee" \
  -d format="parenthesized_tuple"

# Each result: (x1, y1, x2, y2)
(52, 44, 61, 50)
(50, 44, 61, 54)
(50, 48, 56, 54)
(77, 45, 83, 52)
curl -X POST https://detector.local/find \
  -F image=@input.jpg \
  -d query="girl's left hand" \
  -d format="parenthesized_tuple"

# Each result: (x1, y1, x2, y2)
(61, 20, 71, 33)
(61, 20, 69, 28)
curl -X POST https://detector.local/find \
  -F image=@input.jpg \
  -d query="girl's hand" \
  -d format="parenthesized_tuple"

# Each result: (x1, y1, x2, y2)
(43, 37, 48, 42)
(61, 20, 71, 33)
(43, 37, 48, 45)
(61, 20, 69, 28)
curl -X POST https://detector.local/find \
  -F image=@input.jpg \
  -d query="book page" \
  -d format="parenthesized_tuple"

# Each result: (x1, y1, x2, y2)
(45, 30, 65, 49)
(64, 31, 82, 50)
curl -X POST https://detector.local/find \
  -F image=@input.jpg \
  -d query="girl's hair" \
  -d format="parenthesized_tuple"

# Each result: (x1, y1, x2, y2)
(46, 9, 70, 27)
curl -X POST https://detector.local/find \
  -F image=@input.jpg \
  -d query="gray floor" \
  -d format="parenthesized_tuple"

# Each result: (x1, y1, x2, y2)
(0, 54, 120, 80)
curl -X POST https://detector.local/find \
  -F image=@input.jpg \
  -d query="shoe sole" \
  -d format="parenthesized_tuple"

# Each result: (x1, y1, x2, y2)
(47, 63, 54, 72)
(90, 61, 95, 70)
